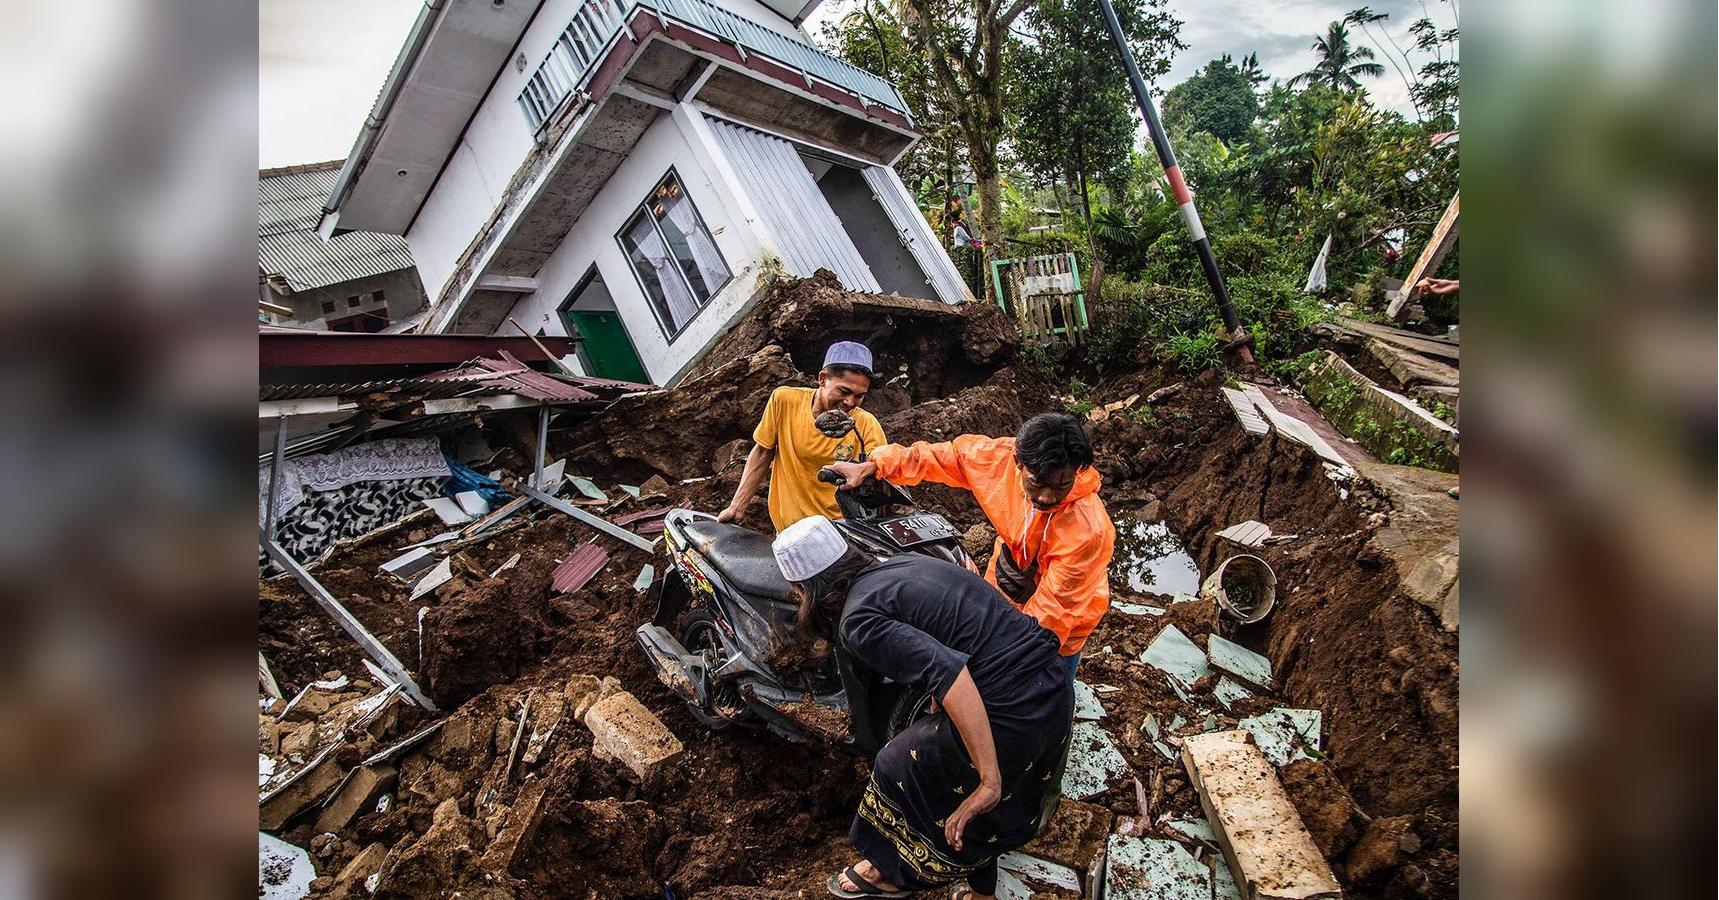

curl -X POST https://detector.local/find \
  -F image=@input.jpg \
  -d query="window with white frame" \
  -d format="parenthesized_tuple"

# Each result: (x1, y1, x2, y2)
(618, 170, 730, 338)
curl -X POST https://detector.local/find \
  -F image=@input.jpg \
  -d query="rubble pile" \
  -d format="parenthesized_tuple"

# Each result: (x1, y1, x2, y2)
(258, 274, 1458, 898)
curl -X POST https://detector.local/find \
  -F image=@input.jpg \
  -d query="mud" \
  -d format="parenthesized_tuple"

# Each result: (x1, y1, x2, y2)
(266, 287, 1457, 898)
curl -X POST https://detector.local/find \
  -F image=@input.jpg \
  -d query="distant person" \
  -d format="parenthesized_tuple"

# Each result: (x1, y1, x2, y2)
(823, 413, 1115, 680)
(718, 341, 885, 532)
(772, 516, 1071, 900)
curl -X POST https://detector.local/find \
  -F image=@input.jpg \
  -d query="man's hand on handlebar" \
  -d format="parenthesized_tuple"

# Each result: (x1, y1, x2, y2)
(820, 460, 877, 489)
(715, 504, 742, 524)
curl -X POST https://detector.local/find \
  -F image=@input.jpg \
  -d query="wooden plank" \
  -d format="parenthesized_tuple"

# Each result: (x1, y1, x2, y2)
(1365, 339, 1459, 388)
(1254, 386, 1374, 468)
(265, 541, 437, 711)
(1182, 731, 1342, 900)
(1387, 191, 1459, 320)
(1337, 318, 1459, 361)
(521, 485, 656, 552)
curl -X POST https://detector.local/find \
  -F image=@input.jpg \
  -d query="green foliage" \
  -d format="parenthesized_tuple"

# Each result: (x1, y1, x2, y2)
(1012, 0, 1183, 249)
(1290, 21, 1386, 93)
(1163, 331, 1223, 373)
(1163, 55, 1260, 144)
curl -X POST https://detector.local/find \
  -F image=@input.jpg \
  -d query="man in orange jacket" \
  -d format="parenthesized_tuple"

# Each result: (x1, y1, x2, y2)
(823, 412, 1115, 680)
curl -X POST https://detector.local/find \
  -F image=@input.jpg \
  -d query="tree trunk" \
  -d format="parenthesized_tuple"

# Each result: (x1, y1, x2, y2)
(969, 138, 1004, 255)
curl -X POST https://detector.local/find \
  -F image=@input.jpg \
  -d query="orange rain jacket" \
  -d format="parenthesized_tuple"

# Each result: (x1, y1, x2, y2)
(869, 435, 1116, 655)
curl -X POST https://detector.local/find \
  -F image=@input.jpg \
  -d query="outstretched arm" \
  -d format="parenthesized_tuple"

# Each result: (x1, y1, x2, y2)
(718, 444, 774, 523)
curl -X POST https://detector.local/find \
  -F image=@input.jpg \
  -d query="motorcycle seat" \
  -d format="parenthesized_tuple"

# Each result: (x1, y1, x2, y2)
(680, 520, 794, 602)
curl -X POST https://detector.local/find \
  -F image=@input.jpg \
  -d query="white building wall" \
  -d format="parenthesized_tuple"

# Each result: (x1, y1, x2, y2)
(497, 105, 779, 385)
(404, 0, 811, 305)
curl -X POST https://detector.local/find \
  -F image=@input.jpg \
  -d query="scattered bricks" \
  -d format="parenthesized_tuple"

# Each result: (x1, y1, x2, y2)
(582, 692, 683, 782)
(280, 722, 317, 760)
(260, 744, 346, 830)
(375, 799, 480, 898)
(1181, 730, 1341, 900)
(333, 842, 388, 897)
(317, 764, 399, 834)
(564, 674, 622, 719)
(1345, 815, 1417, 883)
(480, 778, 549, 874)
(1021, 796, 1115, 873)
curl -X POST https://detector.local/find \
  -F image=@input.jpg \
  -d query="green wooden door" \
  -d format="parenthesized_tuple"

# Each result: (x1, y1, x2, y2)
(565, 310, 650, 383)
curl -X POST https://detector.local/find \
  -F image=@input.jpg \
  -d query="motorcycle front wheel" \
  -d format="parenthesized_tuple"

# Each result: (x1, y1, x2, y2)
(679, 609, 748, 727)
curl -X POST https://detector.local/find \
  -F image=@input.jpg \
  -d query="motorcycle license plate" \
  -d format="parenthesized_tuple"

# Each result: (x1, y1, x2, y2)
(879, 514, 958, 547)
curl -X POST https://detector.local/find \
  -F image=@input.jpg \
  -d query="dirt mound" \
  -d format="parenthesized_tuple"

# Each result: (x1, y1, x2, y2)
(691, 269, 1019, 402)
(556, 345, 801, 484)
(420, 546, 562, 707)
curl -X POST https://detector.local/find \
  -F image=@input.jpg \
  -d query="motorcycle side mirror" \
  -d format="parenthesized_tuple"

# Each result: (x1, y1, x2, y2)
(814, 409, 857, 439)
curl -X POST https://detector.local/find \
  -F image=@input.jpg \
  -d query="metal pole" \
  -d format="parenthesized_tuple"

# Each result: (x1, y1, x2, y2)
(533, 404, 548, 490)
(263, 418, 288, 541)
(1094, 0, 1254, 364)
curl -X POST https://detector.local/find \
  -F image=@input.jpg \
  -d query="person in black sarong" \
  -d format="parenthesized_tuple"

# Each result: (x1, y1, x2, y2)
(771, 515, 1073, 900)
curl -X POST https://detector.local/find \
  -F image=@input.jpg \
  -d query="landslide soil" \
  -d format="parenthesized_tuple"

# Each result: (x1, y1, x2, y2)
(268, 274, 1457, 898)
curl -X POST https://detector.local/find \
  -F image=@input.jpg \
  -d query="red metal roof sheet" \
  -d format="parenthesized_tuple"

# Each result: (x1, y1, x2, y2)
(550, 543, 609, 594)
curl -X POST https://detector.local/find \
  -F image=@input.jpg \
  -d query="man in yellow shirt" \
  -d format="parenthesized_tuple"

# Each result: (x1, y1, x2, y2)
(718, 342, 886, 531)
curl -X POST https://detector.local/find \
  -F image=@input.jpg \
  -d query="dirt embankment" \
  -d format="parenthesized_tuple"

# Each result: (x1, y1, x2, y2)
(263, 280, 1457, 898)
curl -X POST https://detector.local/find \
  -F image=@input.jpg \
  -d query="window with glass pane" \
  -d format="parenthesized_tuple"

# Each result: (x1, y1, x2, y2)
(618, 171, 730, 337)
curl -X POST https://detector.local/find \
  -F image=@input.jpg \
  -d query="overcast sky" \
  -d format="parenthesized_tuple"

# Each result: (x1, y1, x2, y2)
(258, 0, 1455, 167)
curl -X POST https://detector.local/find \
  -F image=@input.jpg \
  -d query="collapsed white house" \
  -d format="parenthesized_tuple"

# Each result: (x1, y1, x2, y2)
(318, 0, 969, 386)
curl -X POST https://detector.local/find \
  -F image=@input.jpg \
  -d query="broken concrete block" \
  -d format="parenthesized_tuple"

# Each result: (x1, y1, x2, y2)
(1139, 624, 1211, 689)
(316, 764, 398, 834)
(1207, 635, 1274, 690)
(260, 744, 346, 830)
(1103, 834, 1210, 899)
(583, 691, 683, 782)
(1061, 720, 1130, 800)
(564, 674, 622, 718)
(480, 777, 549, 874)
(1181, 731, 1341, 900)
(332, 842, 387, 896)
(1020, 796, 1114, 872)
(259, 832, 316, 900)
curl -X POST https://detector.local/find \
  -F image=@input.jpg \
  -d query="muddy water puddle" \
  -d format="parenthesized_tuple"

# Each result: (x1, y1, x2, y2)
(1113, 518, 1202, 597)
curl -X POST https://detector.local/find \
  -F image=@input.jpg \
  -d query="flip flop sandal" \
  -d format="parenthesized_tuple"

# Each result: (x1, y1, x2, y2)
(825, 864, 911, 898)
(949, 887, 977, 900)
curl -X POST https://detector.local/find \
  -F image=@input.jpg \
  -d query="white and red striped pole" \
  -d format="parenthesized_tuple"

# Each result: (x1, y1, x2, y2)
(1095, 0, 1254, 364)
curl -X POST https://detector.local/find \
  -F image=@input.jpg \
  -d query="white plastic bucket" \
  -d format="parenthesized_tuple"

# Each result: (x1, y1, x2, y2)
(1201, 554, 1277, 624)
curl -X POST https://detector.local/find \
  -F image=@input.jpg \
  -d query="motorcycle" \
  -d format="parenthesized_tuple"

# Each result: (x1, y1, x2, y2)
(633, 411, 968, 754)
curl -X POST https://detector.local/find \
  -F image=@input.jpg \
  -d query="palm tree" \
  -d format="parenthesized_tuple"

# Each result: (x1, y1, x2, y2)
(1238, 52, 1267, 89)
(1290, 21, 1387, 92)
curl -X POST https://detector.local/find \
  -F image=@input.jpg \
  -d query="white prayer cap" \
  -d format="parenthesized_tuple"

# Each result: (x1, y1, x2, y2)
(773, 515, 848, 583)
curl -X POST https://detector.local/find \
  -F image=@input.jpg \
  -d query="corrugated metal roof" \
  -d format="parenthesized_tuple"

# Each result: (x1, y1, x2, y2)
(551, 543, 609, 594)
(259, 163, 417, 291)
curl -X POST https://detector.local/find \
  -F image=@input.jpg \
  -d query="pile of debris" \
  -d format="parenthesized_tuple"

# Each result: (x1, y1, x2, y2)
(258, 273, 1459, 898)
